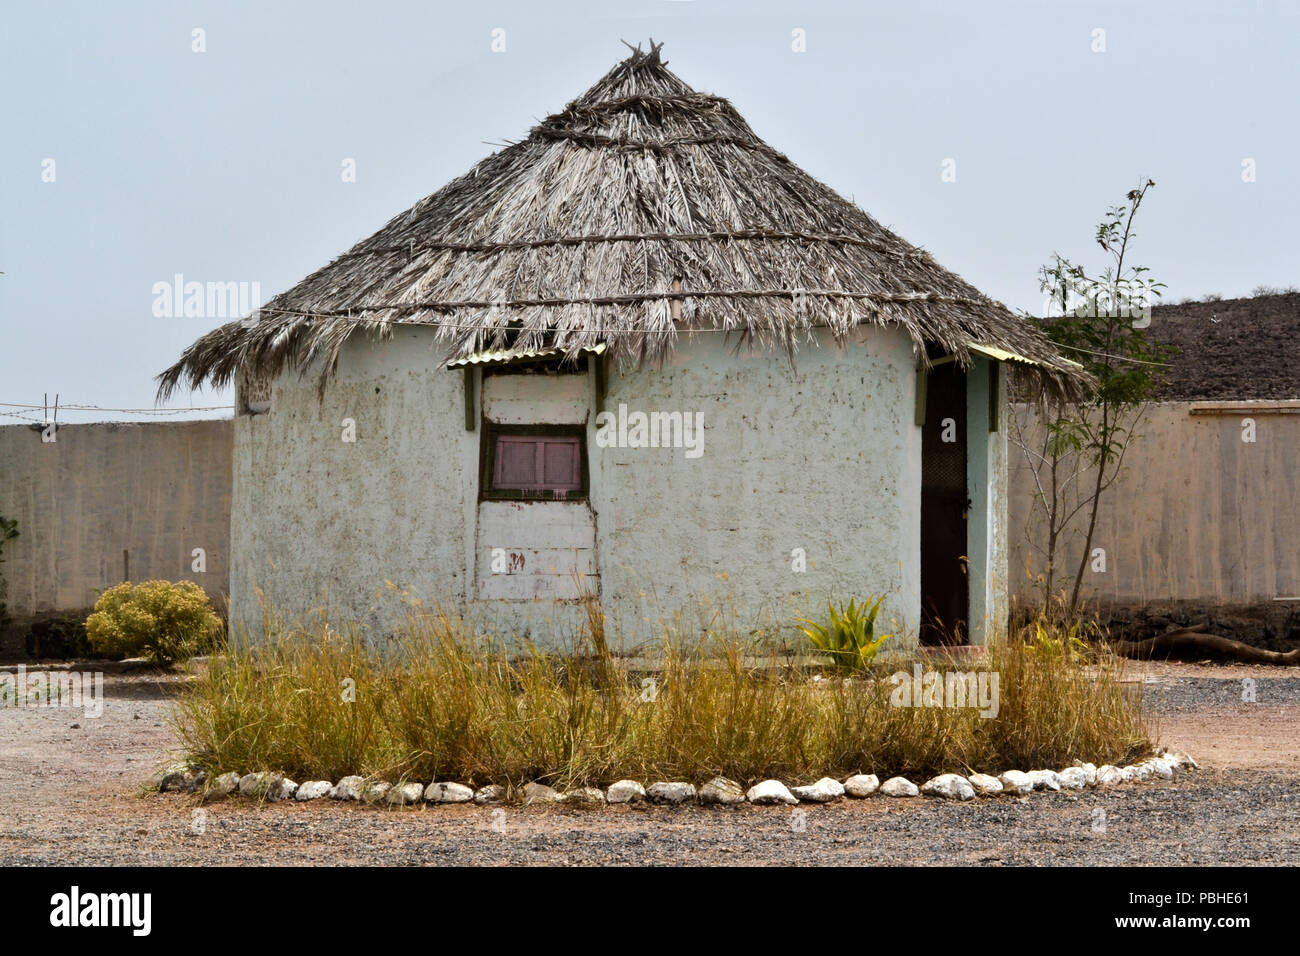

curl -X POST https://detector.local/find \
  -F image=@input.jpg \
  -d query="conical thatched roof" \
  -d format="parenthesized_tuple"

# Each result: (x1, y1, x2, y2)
(159, 42, 1086, 401)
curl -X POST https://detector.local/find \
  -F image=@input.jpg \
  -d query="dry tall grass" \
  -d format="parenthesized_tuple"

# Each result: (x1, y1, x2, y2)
(171, 604, 1150, 789)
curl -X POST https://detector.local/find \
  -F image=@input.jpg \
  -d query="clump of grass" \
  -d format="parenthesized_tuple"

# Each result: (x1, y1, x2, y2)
(171, 607, 1150, 789)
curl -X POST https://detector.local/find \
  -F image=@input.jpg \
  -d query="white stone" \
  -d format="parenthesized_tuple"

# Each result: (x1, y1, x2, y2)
(605, 780, 646, 804)
(1027, 769, 1062, 791)
(237, 772, 271, 796)
(561, 787, 606, 806)
(239, 771, 291, 799)
(646, 781, 697, 805)
(387, 782, 425, 805)
(699, 776, 746, 805)
(474, 784, 507, 804)
(425, 781, 474, 803)
(294, 780, 333, 801)
(878, 776, 920, 798)
(210, 772, 242, 799)
(1166, 751, 1200, 770)
(1096, 765, 1125, 787)
(1144, 758, 1175, 780)
(1057, 767, 1087, 790)
(967, 773, 1004, 796)
(997, 770, 1034, 795)
(1078, 763, 1099, 786)
(843, 774, 880, 797)
(330, 775, 365, 800)
(791, 777, 845, 803)
(921, 773, 975, 801)
(745, 779, 799, 805)
(522, 782, 562, 805)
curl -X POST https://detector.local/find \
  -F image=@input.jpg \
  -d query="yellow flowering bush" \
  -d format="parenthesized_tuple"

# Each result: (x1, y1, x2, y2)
(85, 580, 221, 666)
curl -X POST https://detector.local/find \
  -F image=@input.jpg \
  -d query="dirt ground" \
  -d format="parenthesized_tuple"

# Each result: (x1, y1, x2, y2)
(1, 660, 1297, 866)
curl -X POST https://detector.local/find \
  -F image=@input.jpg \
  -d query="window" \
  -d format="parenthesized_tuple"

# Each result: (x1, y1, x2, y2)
(481, 423, 587, 500)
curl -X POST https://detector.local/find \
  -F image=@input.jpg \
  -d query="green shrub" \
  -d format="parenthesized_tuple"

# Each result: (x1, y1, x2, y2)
(85, 580, 221, 666)
(797, 597, 892, 672)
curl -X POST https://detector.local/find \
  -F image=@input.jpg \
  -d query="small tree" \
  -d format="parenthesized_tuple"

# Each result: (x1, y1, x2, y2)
(1012, 181, 1175, 613)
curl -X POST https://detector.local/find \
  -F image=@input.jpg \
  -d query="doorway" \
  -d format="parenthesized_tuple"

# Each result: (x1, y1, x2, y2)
(920, 363, 969, 645)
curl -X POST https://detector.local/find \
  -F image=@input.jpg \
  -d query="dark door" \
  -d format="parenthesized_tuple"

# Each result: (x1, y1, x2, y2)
(920, 363, 969, 645)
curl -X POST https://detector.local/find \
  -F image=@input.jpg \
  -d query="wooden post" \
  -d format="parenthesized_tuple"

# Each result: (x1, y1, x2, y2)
(914, 366, 928, 427)
(593, 353, 608, 414)
(988, 361, 1000, 433)
(464, 367, 475, 431)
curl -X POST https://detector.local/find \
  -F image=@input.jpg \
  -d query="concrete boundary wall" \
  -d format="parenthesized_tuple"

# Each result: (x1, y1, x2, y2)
(1009, 401, 1300, 607)
(0, 420, 232, 621)
(3, 399, 1295, 636)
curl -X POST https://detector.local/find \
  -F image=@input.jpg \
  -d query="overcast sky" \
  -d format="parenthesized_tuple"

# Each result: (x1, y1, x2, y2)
(3, 0, 1297, 422)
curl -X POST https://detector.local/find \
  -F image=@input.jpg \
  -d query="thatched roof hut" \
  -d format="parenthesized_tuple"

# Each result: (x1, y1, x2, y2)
(159, 41, 1083, 402)
(177, 42, 1085, 649)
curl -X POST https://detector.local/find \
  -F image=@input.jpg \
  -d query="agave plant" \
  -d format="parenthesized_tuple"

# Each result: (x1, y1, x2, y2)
(797, 597, 892, 672)
(1026, 619, 1090, 662)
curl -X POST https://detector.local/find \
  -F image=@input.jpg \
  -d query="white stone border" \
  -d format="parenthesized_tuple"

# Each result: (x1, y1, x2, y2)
(162, 750, 1199, 806)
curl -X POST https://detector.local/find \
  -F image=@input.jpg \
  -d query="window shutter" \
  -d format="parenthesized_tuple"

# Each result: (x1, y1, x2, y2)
(494, 436, 539, 487)
(541, 438, 581, 490)
(488, 430, 584, 497)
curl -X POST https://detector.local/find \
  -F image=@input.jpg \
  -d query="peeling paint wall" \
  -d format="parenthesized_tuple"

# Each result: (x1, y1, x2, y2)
(0, 420, 231, 618)
(476, 500, 597, 600)
(229, 329, 469, 636)
(229, 324, 933, 646)
(591, 327, 924, 647)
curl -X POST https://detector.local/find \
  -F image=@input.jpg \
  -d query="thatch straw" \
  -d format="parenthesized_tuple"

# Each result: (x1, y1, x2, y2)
(158, 41, 1088, 402)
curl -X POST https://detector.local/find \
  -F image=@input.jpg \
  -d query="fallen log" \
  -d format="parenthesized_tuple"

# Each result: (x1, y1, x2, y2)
(1110, 626, 1300, 664)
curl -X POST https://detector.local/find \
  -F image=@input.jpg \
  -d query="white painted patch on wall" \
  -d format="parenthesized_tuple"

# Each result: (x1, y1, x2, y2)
(477, 369, 598, 602)
(477, 501, 598, 600)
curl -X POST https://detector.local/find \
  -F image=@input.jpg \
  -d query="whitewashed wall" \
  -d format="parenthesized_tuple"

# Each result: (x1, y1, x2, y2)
(229, 325, 984, 648)
(229, 328, 470, 638)
(591, 327, 923, 646)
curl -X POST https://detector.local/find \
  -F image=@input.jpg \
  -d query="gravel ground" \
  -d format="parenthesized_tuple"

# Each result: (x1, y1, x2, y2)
(1, 661, 1298, 865)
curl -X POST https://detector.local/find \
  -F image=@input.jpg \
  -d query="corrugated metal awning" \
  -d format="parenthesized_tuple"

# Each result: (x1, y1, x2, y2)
(445, 342, 606, 368)
(968, 342, 1084, 370)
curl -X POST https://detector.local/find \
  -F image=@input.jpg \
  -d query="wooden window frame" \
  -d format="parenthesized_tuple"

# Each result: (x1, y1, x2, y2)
(479, 421, 589, 502)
